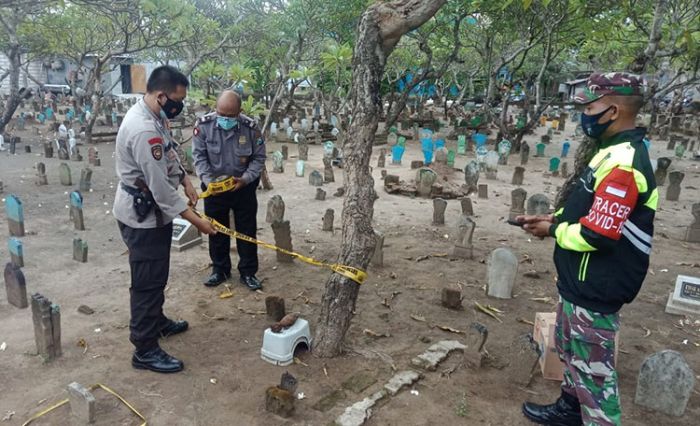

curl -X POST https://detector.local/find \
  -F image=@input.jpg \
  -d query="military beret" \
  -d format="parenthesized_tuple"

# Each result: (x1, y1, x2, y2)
(574, 72, 644, 105)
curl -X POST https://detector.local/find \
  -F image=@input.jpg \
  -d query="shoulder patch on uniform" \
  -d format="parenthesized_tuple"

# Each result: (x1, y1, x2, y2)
(151, 144, 163, 160)
(200, 112, 216, 122)
(148, 137, 163, 145)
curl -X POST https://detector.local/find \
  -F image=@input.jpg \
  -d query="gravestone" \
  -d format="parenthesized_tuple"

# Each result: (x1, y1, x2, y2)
(464, 161, 480, 193)
(452, 216, 475, 259)
(298, 141, 309, 161)
(70, 146, 83, 162)
(561, 141, 570, 158)
(487, 248, 518, 299)
(434, 147, 448, 165)
(655, 157, 671, 186)
(460, 197, 473, 216)
(35, 162, 48, 185)
(561, 161, 569, 179)
(271, 220, 294, 263)
(281, 145, 288, 160)
(323, 157, 334, 183)
(512, 166, 525, 185)
(535, 143, 546, 157)
(67, 382, 96, 424)
(8, 237, 23, 267)
(549, 157, 561, 176)
(79, 168, 92, 192)
(44, 143, 54, 158)
(322, 209, 334, 232)
(31, 293, 62, 361)
(171, 218, 202, 251)
(265, 296, 286, 322)
(24, 145, 31, 154)
(4, 262, 28, 308)
(410, 160, 424, 169)
(684, 203, 700, 243)
(509, 188, 527, 220)
(520, 142, 530, 165)
(57, 140, 70, 160)
(59, 163, 72, 186)
(272, 151, 284, 173)
(73, 238, 88, 262)
(478, 184, 488, 199)
(309, 170, 323, 187)
(88, 146, 100, 166)
(315, 188, 326, 201)
(527, 194, 550, 215)
(508, 334, 541, 387)
(371, 230, 384, 267)
(295, 160, 305, 177)
(433, 198, 447, 225)
(416, 167, 438, 197)
(377, 148, 386, 168)
(441, 288, 462, 310)
(266, 195, 285, 223)
(497, 139, 511, 165)
(464, 322, 488, 368)
(665, 274, 700, 316)
(634, 350, 694, 416)
(70, 191, 85, 231)
(457, 135, 467, 155)
(5, 194, 25, 237)
(666, 171, 684, 201)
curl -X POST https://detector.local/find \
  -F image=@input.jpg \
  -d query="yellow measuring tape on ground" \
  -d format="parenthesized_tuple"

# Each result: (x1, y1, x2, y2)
(194, 209, 366, 285)
(198, 176, 238, 199)
(23, 383, 147, 426)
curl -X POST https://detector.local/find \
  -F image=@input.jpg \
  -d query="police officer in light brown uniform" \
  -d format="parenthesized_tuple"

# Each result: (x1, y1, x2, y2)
(113, 65, 216, 373)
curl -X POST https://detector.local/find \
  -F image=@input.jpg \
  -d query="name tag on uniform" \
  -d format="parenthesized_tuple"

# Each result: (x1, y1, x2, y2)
(239, 135, 247, 145)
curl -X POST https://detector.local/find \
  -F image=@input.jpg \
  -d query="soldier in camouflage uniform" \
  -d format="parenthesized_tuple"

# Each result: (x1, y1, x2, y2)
(516, 72, 656, 425)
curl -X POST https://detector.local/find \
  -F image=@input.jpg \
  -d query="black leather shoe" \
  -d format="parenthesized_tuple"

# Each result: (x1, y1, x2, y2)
(522, 391, 582, 425)
(240, 275, 262, 291)
(160, 320, 189, 338)
(204, 271, 230, 287)
(132, 347, 184, 373)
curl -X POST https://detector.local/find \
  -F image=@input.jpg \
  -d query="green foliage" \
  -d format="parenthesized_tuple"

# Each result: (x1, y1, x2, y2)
(241, 95, 264, 118)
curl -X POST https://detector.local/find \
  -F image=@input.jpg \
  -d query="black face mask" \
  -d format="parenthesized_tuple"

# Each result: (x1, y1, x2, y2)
(158, 95, 184, 119)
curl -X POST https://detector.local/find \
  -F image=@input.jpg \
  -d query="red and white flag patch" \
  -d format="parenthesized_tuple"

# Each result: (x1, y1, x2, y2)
(580, 167, 638, 240)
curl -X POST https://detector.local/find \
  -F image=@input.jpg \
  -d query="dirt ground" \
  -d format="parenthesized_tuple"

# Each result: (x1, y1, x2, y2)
(1, 111, 699, 426)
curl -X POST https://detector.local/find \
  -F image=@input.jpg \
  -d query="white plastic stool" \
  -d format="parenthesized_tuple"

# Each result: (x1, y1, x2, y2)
(260, 318, 312, 366)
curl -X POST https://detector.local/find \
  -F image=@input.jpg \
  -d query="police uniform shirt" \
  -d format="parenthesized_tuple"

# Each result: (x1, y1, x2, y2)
(192, 112, 266, 186)
(112, 98, 188, 228)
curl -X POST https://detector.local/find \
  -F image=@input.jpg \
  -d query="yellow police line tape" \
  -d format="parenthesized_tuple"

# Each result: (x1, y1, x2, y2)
(198, 176, 238, 199)
(22, 383, 147, 426)
(193, 209, 367, 285)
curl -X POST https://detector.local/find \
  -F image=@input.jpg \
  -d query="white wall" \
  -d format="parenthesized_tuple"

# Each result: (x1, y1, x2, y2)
(0, 53, 45, 95)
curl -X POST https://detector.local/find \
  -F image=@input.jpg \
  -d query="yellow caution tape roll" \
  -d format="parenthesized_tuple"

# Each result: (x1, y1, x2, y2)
(198, 176, 238, 199)
(23, 383, 147, 426)
(194, 210, 367, 285)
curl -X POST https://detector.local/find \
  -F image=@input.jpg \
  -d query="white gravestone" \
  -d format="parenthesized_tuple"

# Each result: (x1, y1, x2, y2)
(665, 275, 700, 316)
(171, 218, 202, 251)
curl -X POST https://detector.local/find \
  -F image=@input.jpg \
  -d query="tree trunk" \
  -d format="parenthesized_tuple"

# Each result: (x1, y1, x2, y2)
(0, 43, 21, 134)
(314, 0, 447, 357)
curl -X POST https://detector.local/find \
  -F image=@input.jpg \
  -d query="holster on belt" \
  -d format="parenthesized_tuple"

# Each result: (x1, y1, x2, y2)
(121, 178, 164, 227)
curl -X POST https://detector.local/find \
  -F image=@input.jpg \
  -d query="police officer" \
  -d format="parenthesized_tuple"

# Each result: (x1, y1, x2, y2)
(517, 73, 656, 425)
(113, 65, 216, 374)
(192, 90, 266, 290)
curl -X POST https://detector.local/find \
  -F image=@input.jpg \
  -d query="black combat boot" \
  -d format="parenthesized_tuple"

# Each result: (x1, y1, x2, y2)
(522, 391, 583, 425)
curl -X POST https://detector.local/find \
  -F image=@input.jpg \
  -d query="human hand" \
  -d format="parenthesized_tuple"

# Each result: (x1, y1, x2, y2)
(522, 220, 552, 239)
(195, 218, 217, 235)
(231, 178, 246, 192)
(184, 181, 199, 207)
(515, 214, 554, 225)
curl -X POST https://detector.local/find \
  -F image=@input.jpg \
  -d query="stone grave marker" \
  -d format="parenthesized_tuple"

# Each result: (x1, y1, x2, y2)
(322, 209, 334, 232)
(433, 198, 447, 225)
(510, 188, 527, 220)
(549, 157, 561, 176)
(487, 248, 518, 299)
(67, 382, 96, 424)
(323, 157, 334, 183)
(309, 170, 323, 187)
(59, 163, 72, 186)
(441, 288, 462, 310)
(35, 162, 48, 185)
(43, 142, 54, 158)
(460, 197, 473, 216)
(4, 262, 28, 308)
(561, 141, 570, 158)
(665, 274, 700, 316)
(73, 238, 88, 262)
(8, 237, 24, 267)
(512, 166, 525, 185)
(416, 167, 437, 197)
(5, 194, 25, 237)
(271, 220, 294, 263)
(377, 148, 386, 168)
(447, 150, 455, 167)
(70, 191, 85, 231)
(171, 218, 202, 251)
(464, 322, 488, 368)
(535, 142, 545, 157)
(684, 203, 700, 243)
(79, 167, 92, 192)
(265, 296, 286, 322)
(266, 195, 285, 223)
(70, 145, 83, 162)
(315, 188, 326, 201)
(666, 171, 683, 201)
(31, 293, 62, 361)
(497, 139, 511, 165)
(410, 160, 424, 169)
(520, 142, 530, 165)
(452, 216, 475, 259)
(272, 151, 284, 173)
(561, 161, 569, 178)
(371, 230, 384, 267)
(478, 184, 488, 199)
(298, 136, 309, 161)
(88, 146, 100, 166)
(457, 135, 466, 155)
(655, 157, 671, 186)
(527, 194, 550, 215)
(295, 160, 305, 177)
(464, 161, 479, 193)
(634, 350, 694, 417)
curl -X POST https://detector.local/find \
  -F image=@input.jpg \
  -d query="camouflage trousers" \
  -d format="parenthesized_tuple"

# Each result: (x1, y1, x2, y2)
(555, 298, 621, 426)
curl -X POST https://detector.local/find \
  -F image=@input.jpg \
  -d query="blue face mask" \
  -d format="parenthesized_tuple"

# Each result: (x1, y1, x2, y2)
(217, 116, 238, 131)
(581, 105, 614, 139)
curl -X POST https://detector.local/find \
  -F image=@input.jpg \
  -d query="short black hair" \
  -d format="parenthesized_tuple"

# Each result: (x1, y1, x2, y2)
(147, 65, 189, 93)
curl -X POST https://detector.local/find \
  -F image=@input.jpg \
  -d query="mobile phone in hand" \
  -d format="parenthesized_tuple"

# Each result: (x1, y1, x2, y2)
(506, 219, 524, 227)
